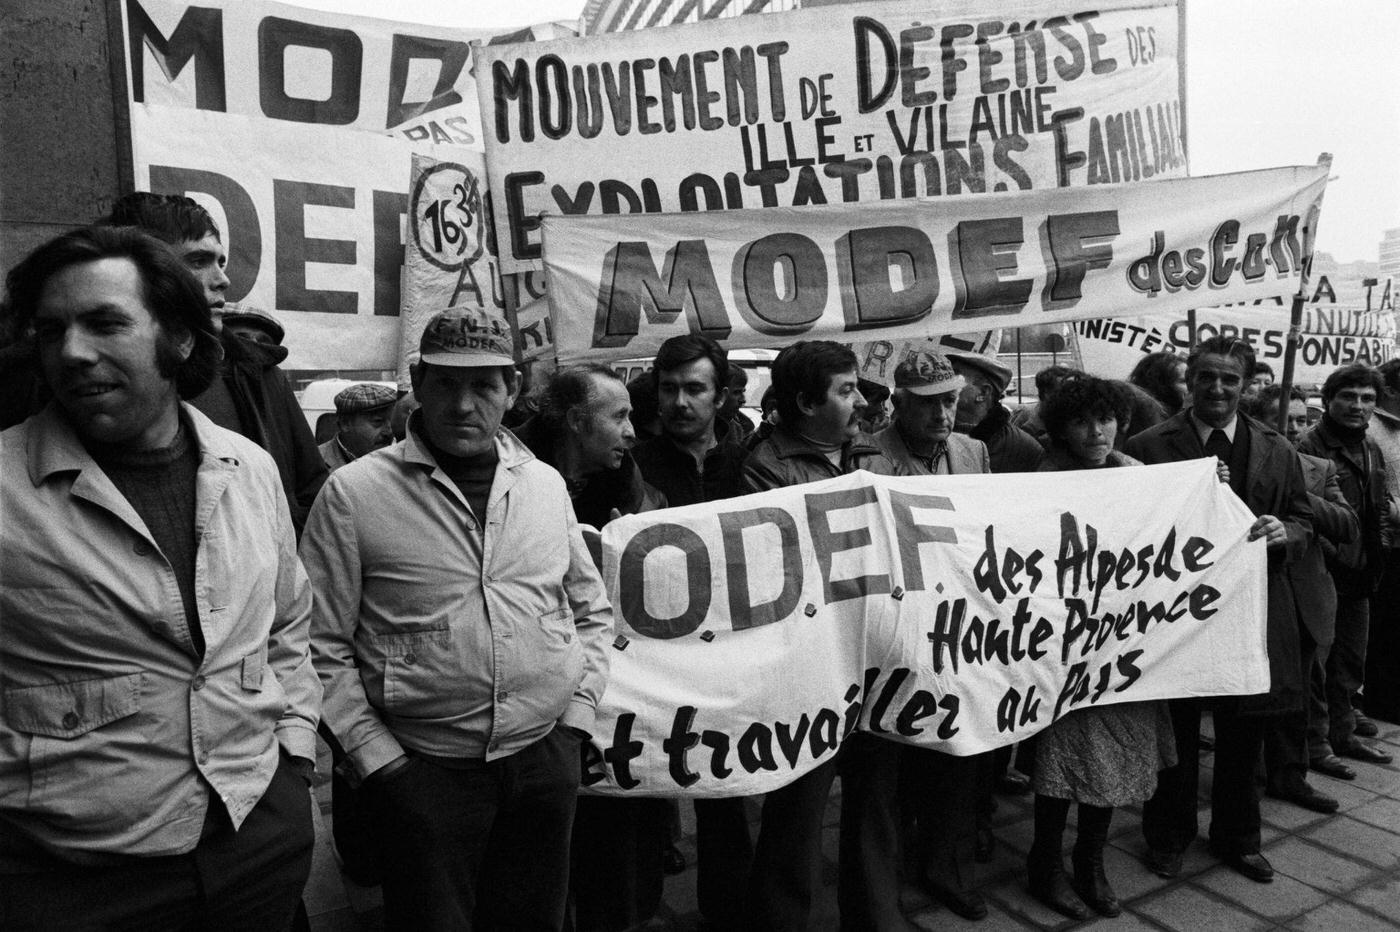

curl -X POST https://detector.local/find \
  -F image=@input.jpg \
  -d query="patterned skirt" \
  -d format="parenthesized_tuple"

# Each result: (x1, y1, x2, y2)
(1031, 700, 1178, 808)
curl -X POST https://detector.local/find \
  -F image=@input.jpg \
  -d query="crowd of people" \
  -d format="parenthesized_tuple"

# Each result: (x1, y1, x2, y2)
(1, 193, 1398, 932)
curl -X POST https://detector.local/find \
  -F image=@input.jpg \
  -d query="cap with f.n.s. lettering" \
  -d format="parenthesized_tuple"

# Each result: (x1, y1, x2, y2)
(417, 308, 515, 367)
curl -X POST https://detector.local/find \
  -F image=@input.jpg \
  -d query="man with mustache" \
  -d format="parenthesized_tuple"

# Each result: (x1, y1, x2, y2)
(740, 340, 907, 932)
(302, 309, 614, 929)
(319, 382, 397, 472)
(632, 334, 754, 929)
(0, 225, 320, 926)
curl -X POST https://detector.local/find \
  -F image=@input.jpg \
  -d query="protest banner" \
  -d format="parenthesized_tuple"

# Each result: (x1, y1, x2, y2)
(122, 0, 494, 144)
(541, 163, 1328, 366)
(398, 151, 504, 383)
(854, 332, 1002, 387)
(584, 460, 1266, 796)
(514, 295, 557, 362)
(478, 0, 1186, 273)
(1073, 304, 1397, 384)
(118, 0, 522, 369)
(130, 106, 476, 369)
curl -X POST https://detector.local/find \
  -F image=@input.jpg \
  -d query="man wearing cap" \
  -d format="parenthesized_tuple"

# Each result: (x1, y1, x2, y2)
(946, 351, 1045, 474)
(945, 350, 1042, 865)
(872, 351, 993, 921)
(875, 351, 990, 476)
(301, 308, 613, 929)
(221, 305, 284, 347)
(319, 383, 397, 472)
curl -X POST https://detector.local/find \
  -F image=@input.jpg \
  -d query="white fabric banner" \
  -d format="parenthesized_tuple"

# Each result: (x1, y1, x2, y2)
(131, 107, 475, 370)
(398, 151, 504, 384)
(478, 0, 1186, 273)
(1073, 304, 1397, 384)
(585, 460, 1267, 797)
(542, 164, 1328, 366)
(120, 0, 507, 368)
(122, 0, 493, 142)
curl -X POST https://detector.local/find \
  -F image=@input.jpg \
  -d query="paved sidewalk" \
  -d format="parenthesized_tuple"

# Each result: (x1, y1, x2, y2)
(308, 718, 1400, 930)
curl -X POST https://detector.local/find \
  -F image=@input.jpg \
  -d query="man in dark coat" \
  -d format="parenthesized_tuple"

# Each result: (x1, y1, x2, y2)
(1298, 364, 1395, 769)
(946, 350, 1041, 859)
(632, 334, 753, 930)
(1252, 385, 1357, 810)
(1126, 336, 1313, 884)
(513, 364, 664, 529)
(741, 341, 908, 932)
(101, 193, 327, 536)
(946, 351, 1044, 473)
(514, 364, 668, 932)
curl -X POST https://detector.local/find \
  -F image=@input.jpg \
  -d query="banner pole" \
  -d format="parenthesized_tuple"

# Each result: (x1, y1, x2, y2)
(1276, 153, 1333, 434)
(1015, 327, 1024, 400)
(1276, 292, 1306, 434)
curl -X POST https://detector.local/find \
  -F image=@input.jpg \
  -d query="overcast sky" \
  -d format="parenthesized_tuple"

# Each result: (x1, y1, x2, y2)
(300, 0, 1400, 263)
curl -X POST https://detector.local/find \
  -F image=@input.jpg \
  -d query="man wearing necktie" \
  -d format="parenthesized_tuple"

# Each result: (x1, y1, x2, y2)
(1126, 336, 1313, 885)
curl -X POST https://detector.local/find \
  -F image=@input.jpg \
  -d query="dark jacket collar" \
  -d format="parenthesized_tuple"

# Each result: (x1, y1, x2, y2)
(969, 403, 1011, 442)
(769, 426, 880, 462)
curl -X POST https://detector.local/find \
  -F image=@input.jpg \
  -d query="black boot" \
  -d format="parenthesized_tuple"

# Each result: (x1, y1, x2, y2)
(1072, 804, 1122, 918)
(1027, 795, 1091, 921)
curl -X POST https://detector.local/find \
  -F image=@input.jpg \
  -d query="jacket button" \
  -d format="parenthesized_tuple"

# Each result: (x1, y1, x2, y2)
(497, 690, 508, 702)
(403, 653, 417, 665)
(198, 751, 210, 765)
(193, 676, 206, 691)
(133, 541, 152, 556)
(61, 711, 80, 730)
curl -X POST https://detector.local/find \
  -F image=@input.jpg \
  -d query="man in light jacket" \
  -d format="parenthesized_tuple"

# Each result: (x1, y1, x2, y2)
(302, 308, 613, 930)
(0, 225, 320, 926)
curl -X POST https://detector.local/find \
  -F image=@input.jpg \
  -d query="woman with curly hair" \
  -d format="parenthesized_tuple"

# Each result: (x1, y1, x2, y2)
(1130, 350, 1189, 415)
(1024, 377, 1177, 920)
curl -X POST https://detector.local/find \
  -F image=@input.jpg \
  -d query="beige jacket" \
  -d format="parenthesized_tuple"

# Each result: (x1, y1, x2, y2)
(301, 422, 613, 778)
(0, 405, 319, 858)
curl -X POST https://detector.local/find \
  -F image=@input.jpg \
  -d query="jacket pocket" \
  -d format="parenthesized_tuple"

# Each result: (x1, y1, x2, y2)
(536, 606, 584, 693)
(539, 605, 574, 643)
(3, 673, 145, 825)
(379, 627, 454, 719)
(4, 673, 142, 738)
(241, 649, 266, 692)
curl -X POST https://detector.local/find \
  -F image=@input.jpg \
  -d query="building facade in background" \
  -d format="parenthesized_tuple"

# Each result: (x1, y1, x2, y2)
(1379, 229, 1400, 293)
(582, 0, 798, 33)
